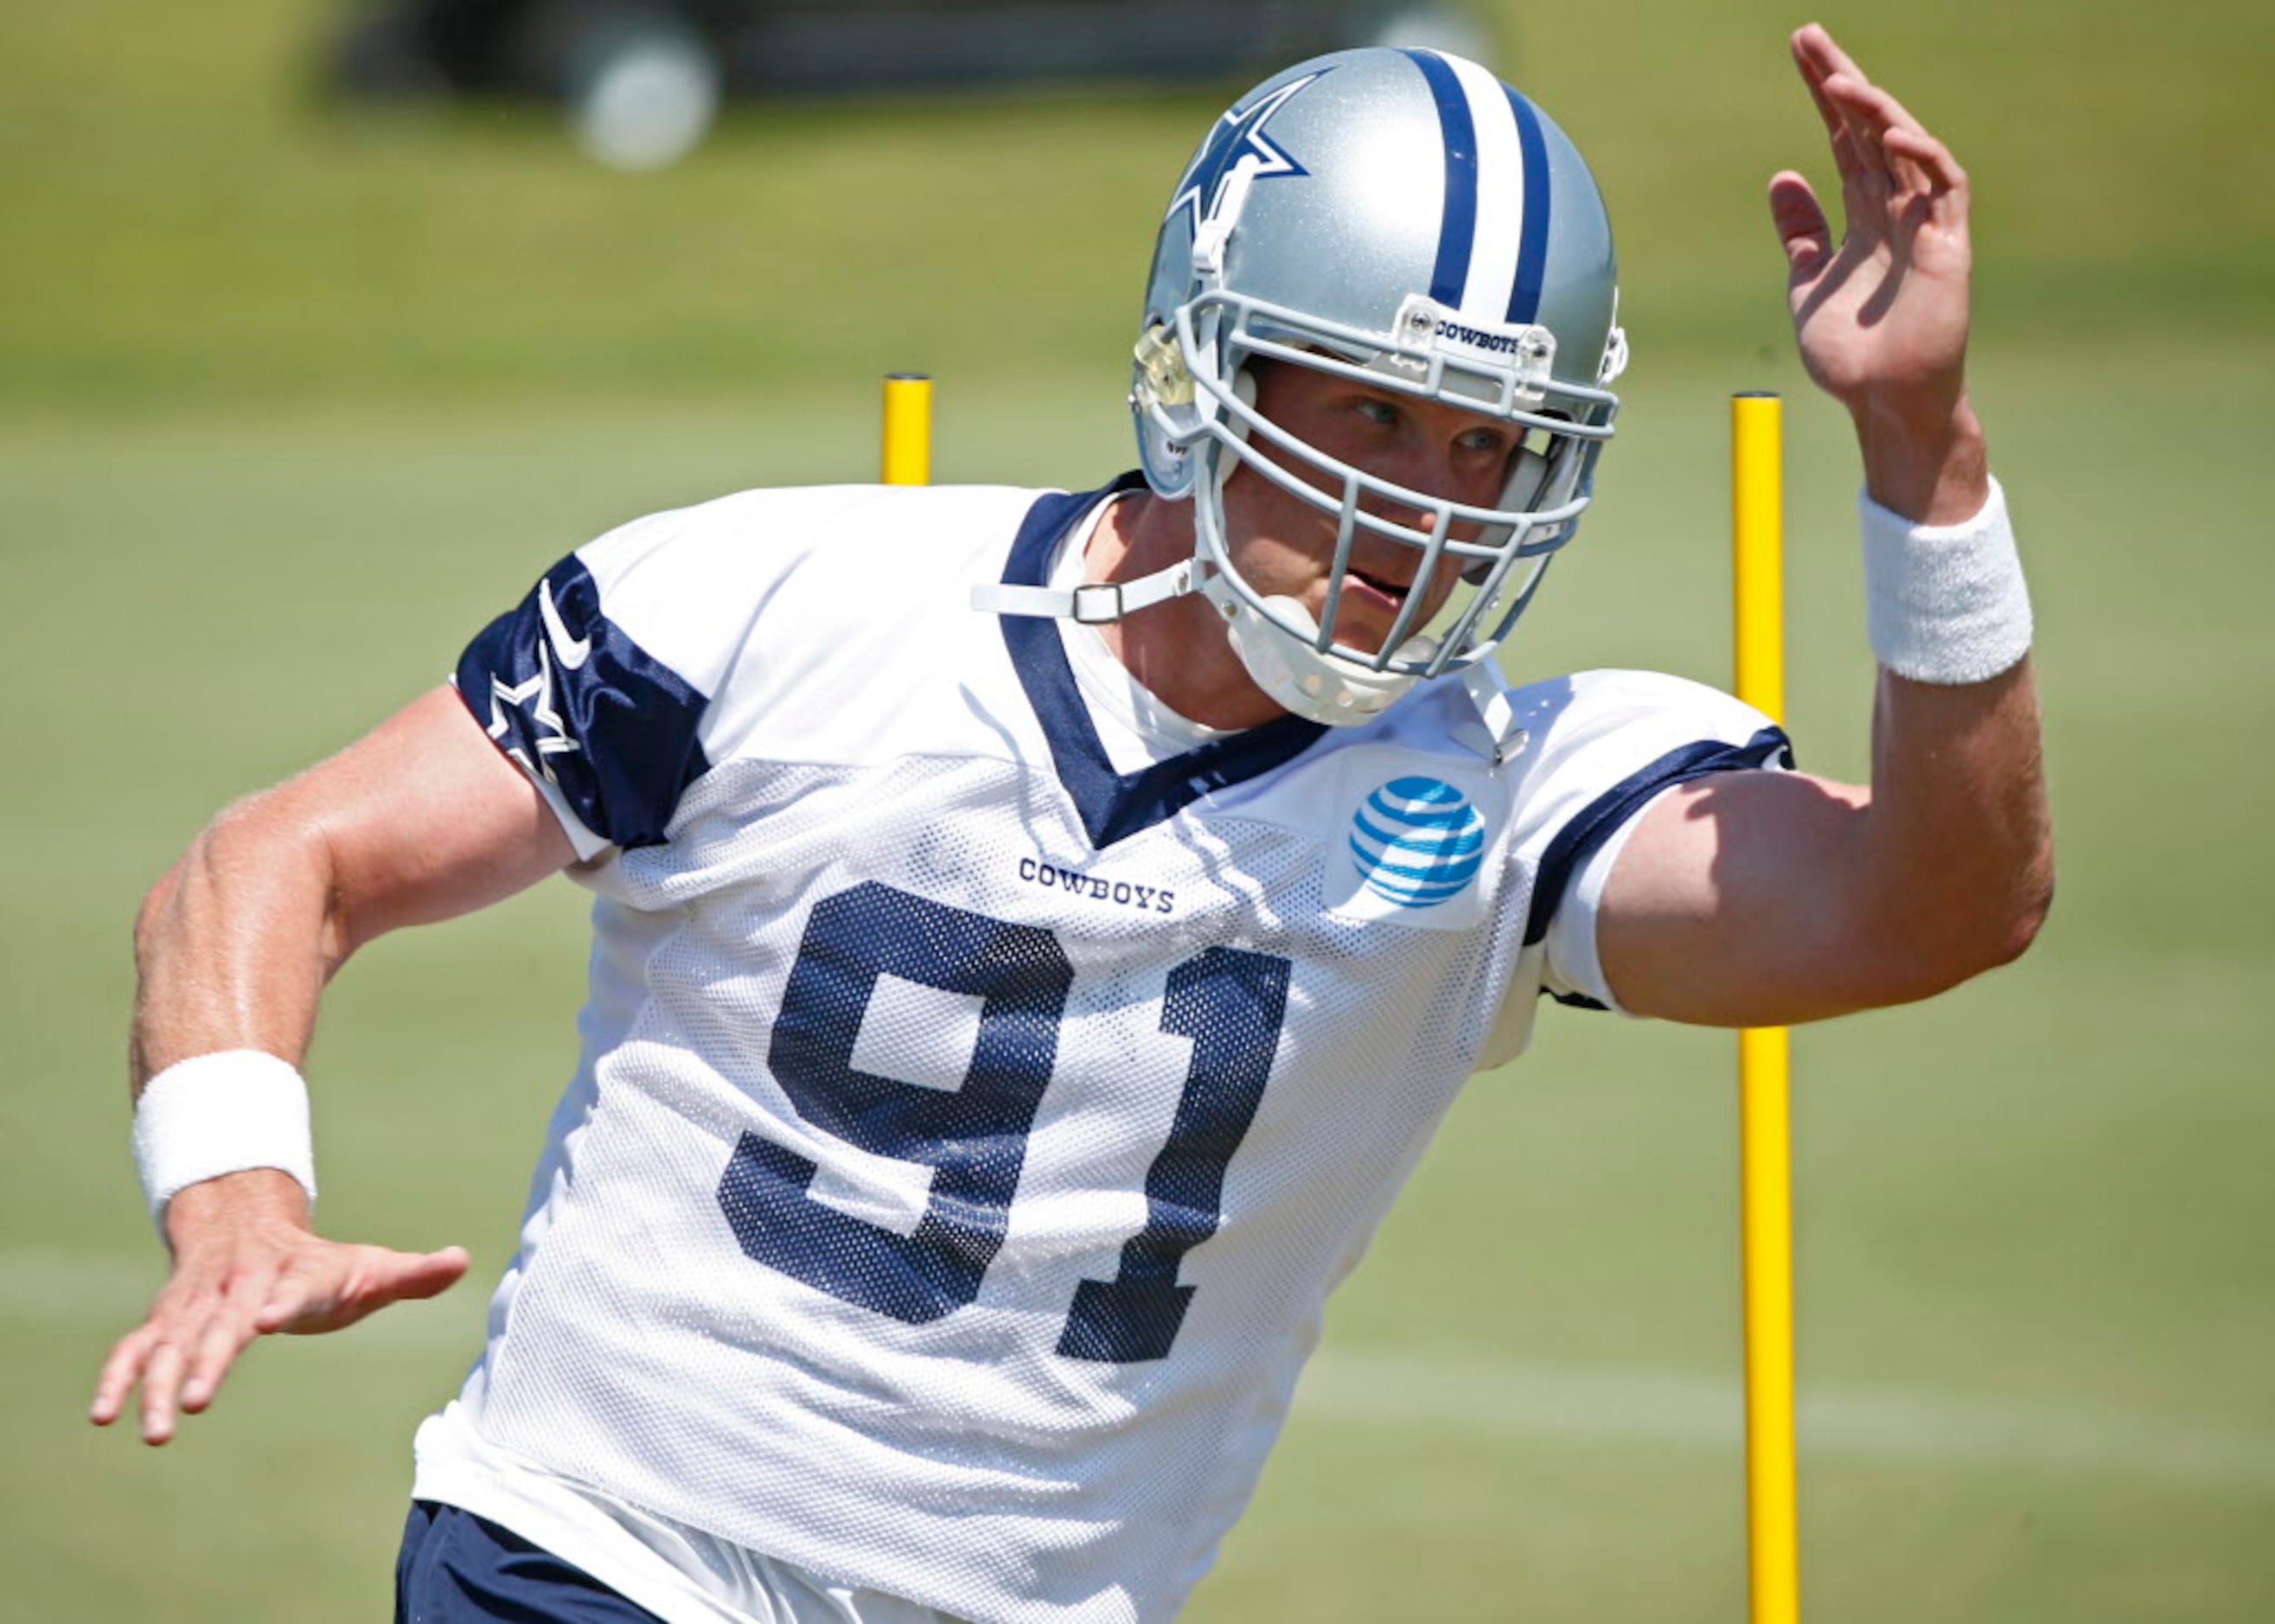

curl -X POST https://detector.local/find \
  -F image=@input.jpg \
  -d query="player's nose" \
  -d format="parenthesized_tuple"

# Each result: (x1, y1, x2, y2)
(1358, 454, 1476, 547)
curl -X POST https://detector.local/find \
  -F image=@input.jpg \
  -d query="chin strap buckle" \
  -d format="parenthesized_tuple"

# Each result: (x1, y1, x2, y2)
(1068, 582, 1130, 625)
(1460, 662, 1531, 766)
(970, 560, 1198, 625)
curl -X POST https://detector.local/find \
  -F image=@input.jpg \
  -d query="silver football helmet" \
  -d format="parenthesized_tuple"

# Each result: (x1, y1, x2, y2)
(978, 48, 1627, 730)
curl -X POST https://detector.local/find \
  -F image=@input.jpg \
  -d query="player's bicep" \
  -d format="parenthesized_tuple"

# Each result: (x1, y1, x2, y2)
(303, 685, 578, 956)
(1593, 766, 1878, 1026)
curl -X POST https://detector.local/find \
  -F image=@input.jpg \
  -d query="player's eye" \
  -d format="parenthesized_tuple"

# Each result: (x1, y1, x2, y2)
(1456, 426, 1511, 456)
(1352, 396, 1400, 426)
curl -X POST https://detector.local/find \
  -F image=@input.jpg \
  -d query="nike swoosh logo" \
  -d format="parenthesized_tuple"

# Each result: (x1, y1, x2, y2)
(538, 579, 592, 670)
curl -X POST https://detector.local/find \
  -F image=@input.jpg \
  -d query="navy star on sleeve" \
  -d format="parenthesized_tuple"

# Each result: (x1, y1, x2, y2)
(455, 552, 711, 854)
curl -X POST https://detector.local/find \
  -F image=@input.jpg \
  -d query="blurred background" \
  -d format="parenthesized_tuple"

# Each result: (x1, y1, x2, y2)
(3, 1, 2272, 1619)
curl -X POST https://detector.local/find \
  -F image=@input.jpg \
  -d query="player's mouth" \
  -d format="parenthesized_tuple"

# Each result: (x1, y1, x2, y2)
(1340, 564, 1415, 617)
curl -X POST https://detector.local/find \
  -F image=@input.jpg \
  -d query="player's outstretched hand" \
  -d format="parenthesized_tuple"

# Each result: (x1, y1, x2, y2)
(89, 1169, 468, 1445)
(1771, 23, 1971, 429)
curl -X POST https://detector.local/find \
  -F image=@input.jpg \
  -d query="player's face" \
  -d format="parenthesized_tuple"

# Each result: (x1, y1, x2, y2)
(1218, 361, 1519, 655)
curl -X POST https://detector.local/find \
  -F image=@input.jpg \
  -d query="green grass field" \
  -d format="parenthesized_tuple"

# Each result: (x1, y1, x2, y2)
(4, 1, 2273, 1619)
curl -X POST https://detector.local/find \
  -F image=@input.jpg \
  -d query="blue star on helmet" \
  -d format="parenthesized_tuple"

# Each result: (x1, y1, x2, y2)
(1165, 68, 1330, 235)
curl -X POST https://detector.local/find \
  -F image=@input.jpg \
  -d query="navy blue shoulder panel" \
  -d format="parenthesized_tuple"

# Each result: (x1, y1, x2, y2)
(999, 476, 1326, 850)
(456, 555, 712, 850)
(1523, 726, 1795, 949)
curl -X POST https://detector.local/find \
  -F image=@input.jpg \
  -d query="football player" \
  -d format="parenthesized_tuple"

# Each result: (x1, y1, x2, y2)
(94, 25, 2048, 1624)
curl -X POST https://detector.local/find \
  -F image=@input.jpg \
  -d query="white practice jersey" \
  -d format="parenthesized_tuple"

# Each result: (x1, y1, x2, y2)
(419, 476, 1787, 1624)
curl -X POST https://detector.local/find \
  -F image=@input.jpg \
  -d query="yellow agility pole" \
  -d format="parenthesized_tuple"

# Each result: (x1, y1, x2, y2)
(1732, 391, 1799, 1624)
(881, 373, 933, 486)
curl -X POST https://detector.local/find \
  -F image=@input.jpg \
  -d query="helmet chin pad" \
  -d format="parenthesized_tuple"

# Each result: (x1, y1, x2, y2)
(1201, 570, 1431, 726)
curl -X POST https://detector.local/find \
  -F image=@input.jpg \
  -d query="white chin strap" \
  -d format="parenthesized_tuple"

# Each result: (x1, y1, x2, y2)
(972, 554, 1426, 727)
(971, 556, 1201, 629)
(969, 532, 1427, 729)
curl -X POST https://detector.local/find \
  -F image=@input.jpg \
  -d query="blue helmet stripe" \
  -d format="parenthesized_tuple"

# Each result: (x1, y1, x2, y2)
(1504, 85, 1552, 324)
(1403, 49, 1478, 310)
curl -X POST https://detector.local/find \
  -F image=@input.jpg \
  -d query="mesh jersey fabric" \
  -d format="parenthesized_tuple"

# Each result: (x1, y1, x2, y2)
(430, 478, 1787, 1624)
(407, 1410, 966, 1624)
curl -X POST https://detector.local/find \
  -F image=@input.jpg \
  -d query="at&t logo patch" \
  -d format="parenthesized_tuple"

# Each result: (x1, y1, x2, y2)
(1320, 750, 1505, 929)
(1349, 776, 1486, 908)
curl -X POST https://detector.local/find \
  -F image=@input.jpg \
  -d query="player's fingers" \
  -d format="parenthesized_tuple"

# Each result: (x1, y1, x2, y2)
(1883, 124, 1968, 199)
(386, 1245, 471, 1303)
(264, 1242, 468, 1333)
(1817, 74, 1892, 192)
(1799, 15, 1965, 222)
(1767, 172, 1833, 278)
(1872, 131, 1933, 207)
(138, 1340, 188, 1445)
(1788, 34, 1869, 191)
(178, 1301, 264, 1414)
(90, 1325, 158, 1425)
(1869, 118, 1966, 246)
(335, 1244, 470, 1320)
(1792, 22, 1870, 91)
(1788, 33, 1846, 144)
(93, 1268, 221, 1423)
(1820, 70, 1941, 171)
(92, 1256, 227, 1423)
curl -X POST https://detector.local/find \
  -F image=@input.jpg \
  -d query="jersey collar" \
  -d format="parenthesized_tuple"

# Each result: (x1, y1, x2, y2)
(999, 476, 1326, 849)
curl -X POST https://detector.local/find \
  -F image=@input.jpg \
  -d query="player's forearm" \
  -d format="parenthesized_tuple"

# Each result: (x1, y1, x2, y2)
(1837, 394, 2052, 992)
(130, 795, 343, 1096)
(130, 690, 577, 1097)
(1854, 657, 2053, 997)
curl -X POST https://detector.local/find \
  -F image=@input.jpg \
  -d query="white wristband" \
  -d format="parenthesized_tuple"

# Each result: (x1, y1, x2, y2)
(1859, 475, 2033, 686)
(132, 1050, 317, 1233)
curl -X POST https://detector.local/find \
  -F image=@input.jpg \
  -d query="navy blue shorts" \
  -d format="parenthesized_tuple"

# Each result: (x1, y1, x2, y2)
(394, 1500, 666, 1623)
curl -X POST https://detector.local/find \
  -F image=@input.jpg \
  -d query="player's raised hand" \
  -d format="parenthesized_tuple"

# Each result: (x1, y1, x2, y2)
(89, 1169, 468, 1445)
(1770, 23, 1972, 428)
